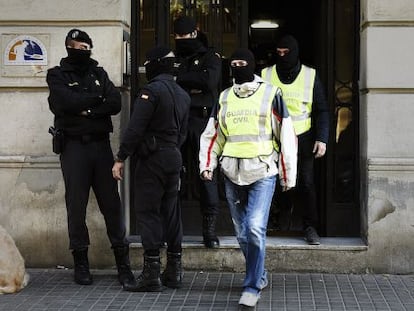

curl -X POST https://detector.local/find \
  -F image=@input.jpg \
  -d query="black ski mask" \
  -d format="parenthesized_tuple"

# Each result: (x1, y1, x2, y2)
(173, 16, 203, 56)
(66, 47, 91, 65)
(144, 46, 175, 81)
(276, 35, 299, 72)
(230, 48, 255, 84)
(64, 29, 93, 68)
(175, 38, 202, 56)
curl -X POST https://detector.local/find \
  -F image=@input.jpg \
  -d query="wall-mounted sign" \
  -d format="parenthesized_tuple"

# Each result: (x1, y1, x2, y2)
(2, 34, 49, 77)
(4, 35, 47, 65)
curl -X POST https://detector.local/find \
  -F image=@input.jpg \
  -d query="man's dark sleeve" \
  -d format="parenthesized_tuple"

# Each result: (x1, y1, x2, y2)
(88, 68, 121, 117)
(176, 51, 221, 93)
(313, 73, 329, 144)
(46, 68, 102, 116)
(178, 107, 189, 148)
(116, 88, 156, 160)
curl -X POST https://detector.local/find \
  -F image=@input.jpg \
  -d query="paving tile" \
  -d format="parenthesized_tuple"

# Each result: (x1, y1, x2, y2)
(1, 270, 414, 311)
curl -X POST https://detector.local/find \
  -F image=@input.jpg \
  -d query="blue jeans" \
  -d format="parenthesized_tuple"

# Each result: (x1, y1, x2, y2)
(224, 175, 276, 294)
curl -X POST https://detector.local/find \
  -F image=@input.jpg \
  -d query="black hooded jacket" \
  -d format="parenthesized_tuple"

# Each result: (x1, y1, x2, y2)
(175, 44, 221, 110)
(47, 58, 121, 135)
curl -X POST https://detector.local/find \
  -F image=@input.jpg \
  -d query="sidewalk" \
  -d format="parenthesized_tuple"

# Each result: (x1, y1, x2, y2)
(1, 269, 413, 311)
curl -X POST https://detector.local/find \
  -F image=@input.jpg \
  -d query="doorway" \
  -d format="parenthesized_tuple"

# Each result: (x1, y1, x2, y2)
(128, 0, 360, 238)
(247, 1, 360, 237)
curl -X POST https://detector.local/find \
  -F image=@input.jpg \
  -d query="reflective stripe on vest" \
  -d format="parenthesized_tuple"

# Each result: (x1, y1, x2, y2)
(262, 64, 315, 135)
(218, 83, 277, 158)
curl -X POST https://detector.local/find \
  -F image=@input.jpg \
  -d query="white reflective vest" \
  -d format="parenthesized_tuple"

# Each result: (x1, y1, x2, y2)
(261, 64, 315, 135)
(218, 83, 279, 158)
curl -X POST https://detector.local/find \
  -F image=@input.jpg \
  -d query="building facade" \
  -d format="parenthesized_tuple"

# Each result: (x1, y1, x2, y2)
(0, 0, 413, 273)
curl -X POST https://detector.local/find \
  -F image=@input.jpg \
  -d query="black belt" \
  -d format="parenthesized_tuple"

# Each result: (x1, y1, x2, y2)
(157, 141, 178, 150)
(66, 133, 109, 143)
(190, 106, 212, 118)
(158, 146, 178, 151)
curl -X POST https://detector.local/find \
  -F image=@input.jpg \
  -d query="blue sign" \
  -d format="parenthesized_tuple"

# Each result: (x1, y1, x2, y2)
(4, 35, 47, 66)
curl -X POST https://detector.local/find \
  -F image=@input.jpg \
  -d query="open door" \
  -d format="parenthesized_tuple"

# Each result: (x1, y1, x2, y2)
(129, 0, 360, 239)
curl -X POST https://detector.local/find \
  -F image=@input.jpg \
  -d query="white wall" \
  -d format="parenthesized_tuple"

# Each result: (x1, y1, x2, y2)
(0, 0, 130, 24)
(0, 0, 130, 267)
(360, 0, 414, 273)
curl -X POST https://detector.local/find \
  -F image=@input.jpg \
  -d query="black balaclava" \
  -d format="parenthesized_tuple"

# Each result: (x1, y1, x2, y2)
(230, 48, 256, 84)
(276, 35, 300, 82)
(173, 16, 202, 56)
(66, 48, 91, 65)
(65, 29, 93, 67)
(144, 46, 175, 81)
(175, 38, 203, 56)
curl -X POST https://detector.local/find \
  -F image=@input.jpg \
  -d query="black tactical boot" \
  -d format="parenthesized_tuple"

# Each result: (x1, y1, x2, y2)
(72, 248, 93, 285)
(113, 246, 136, 288)
(304, 226, 321, 245)
(123, 255, 162, 292)
(202, 215, 220, 248)
(161, 252, 183, 289)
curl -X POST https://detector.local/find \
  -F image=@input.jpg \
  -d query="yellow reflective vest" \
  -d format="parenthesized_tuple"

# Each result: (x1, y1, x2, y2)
(218, 83, 279, 158)
(261, 64, 315, 135)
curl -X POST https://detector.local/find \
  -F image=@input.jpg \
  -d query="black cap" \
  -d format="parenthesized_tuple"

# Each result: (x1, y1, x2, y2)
(145, 46, 173, 62)
(65, 29, 93, 48)
(173, 16, 196, 35)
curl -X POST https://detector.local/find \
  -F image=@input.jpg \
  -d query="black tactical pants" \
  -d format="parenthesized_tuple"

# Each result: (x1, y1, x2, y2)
(60, 138, 127, 250)
(134, 147, 183, 254)
(297, 134, 319, 229)
(183, 113, 220, 216)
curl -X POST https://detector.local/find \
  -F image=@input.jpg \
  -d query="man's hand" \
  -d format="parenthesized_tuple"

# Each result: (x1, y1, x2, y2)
(112, 162, 124, 180)
(200, 170, 213, 181)
(313, 141, 326, 158)
(282, 185, 292, 192)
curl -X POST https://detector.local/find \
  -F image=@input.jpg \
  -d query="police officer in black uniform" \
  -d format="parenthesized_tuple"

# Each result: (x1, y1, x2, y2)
(173, 16, 222, 248)
(46, 29, 134, 287)
(112, 46, 190, 292)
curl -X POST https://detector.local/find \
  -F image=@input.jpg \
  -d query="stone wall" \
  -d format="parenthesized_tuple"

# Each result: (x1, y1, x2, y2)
(360, 0, 414, 273)
(0, 0, 130, 267)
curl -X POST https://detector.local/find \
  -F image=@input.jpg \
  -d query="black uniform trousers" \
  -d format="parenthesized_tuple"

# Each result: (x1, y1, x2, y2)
(134, 147, 183, 254)
(60, 137, 127, 250)
(183, 112, 220, 216)
(296, 133, 319, 229)
(270, 133, 319, 231)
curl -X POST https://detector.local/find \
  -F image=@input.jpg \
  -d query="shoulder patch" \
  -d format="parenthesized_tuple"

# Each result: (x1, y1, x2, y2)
(141, 93, 149, 100)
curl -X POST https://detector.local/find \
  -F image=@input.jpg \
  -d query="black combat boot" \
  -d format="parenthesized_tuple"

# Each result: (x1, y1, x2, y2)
(113, 246, 136, 288)
(72, 248, 93, 285)
(123, 255, 162, 292)
(202, 215, 220, 248)
(161, 252, 183, 289)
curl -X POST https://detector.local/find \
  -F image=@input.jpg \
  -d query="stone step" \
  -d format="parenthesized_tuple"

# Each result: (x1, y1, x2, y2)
(129, 236, 368, 274)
